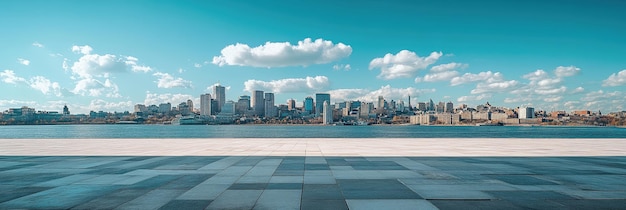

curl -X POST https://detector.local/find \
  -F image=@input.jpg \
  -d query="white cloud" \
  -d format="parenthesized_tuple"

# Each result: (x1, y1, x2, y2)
(471, 80, 519, 94)
(212, 38, 352, 68)
(194, 63, 202, 68)
(504, 97, 531, 104)
(0, 70, 27, 84)
(32, 42, 44, 48)
(72, 78, 120, 98)
(544, 96, 563, 102)
(554, 65, 580, 77)
(17, 58, 30, 66)
(430, 62, 467, 73)
(522, 69, 548, 81)
(423, 71, 459, 82)
(450, 71, 501, 86)
(71, 54, 127, 78)
(87, 99, 133, 112)
(333, 64, 351, 71)
(124, 56, 152, 73)
(329, 85, 435, 103)
(457, 94, 492, 103)
(571, 86, 584, 94)
(244, 76, 329, 93)
(72, 45, 93, 55)
(536, 78, 561, 87)
(29, 76, 62, 96)
(153, 72, 193, 89)
(144, 92, 195, 106)
(535, 86, 567, 95)
(369, 50, 442, 80)
(602, 69, 626, 87)
(414, 77, 422, 83)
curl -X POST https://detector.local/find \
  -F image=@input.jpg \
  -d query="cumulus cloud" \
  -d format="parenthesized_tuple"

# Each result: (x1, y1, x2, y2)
(72, 78, 120, 98)
(144, 92, 195, 106)
(369, 50, 442, 80)
(0, 70, 27, 84)
(244, 76, 329, 93)
(125, 56, 152, 73)
(17, 58, 30, 66)
(544, 96, 563, 102)
(329, 85, 435, 103)
(333, 64, 351, 71)
(153, 72, 193, 89)
(430, 63, 467, 73)
(572, 86, 585, 93)
(32, 42, 44, 48)
(71, 53, 127, 78)
(603, 69, 626, 87)
(554, 65, 580, 77)
(450, 71, 502, 86)
(72, 45, 93, 55)
(457, 94, 492, 103)
(212, 38, 352, 68)
(534, 86, 567, 95)
(87, 99, 133, 112)
(423, 71, 459, 82)
(504, 97, 532, 104)
(471, 80, 520, 94)
(29, 76, 62, 96)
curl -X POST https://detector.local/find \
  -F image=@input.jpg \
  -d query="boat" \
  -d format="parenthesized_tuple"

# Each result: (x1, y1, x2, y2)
(476, 122, 503, 126)
(171, 116, 206, 125)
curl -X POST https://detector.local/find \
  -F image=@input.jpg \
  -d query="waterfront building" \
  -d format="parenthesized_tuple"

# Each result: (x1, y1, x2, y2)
(158, 103, 171, 114)
(264, 92, 276, 118)
(221, 100, 235, 116)
(436, 101, 445, 113)
(315, 93, 330, 117)
(519, 107, 535, 119)
(213, 85, 225, 113)
(187, 99, 194, 113)
(377, 96, 385, 110)
(287, 99, 296, 111)
(200, 93, 212, 116)
(323, 101, 333, 124)
(418, 102, 426, 111)
(252, 90, 265, 117)
(134, 104, 147, 113)
(428, 99, 435, 111)
(236, 95, 251, 115)
(445, 101, 454, 113)
(304, 97, 314, 114)
(63, 105, 70, 115)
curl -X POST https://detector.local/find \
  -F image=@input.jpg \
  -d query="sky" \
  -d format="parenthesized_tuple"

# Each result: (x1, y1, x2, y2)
(1, 0, 625, 114)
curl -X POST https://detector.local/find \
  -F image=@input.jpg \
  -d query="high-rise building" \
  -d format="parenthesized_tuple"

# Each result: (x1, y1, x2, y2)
(200, 93, 212, 116)
(437, 101, 445, 113)
(236, 95, 251, 115)
(428, 99, 435, 111)
(519, 107, 535, 119)
(159, 103, 171, 114)
(252, 90, 265, 117)
(187, 99, 194, 113)
(221, 100, 235, 116)
(264, 92, 276, 118)
(134, 104, 147, 113)
(213, 85, 225, 113)
(377, 96, 385, 110)
(323, 101, 333, 124)
(287, 99, 296, 111)
(315, 93, 330, 117)
(418, 102, 426, 111)
(63, 105, 70, 115)
(445, 101, 454, 113)
(304, 97, 314, 114)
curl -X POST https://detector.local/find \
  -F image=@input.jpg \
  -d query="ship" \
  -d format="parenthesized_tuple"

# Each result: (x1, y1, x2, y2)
(171, 116, 206, 125)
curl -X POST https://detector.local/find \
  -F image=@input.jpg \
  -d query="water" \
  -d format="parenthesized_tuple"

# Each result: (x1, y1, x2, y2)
(0, 124, 625, 139)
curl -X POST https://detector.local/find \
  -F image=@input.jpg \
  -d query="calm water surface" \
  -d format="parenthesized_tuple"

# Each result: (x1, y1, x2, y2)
(0, 125, 625, 138)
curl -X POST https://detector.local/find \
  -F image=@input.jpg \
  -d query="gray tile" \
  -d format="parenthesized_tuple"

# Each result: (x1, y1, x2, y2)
(302, 184, 344, 200)
(301, 199, 348, 210)
(253, 190, 301, 210)
(0, 185, 119, 209)
(346, 199, 438, 210)
(206, 190, 262, 210)
(114, 189, 185, 210)
(158, 199, 212, 210)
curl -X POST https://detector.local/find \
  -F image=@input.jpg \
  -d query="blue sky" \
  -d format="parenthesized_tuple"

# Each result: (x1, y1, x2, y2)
(1, 0, 625, 114)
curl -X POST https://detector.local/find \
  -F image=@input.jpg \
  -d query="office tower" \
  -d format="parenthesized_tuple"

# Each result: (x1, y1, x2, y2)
(445, 101, 454, 113)
(287, 99, 296, 111)
(213, 85, 225, 113)
(236, 95, 251, 115)
(323, 101, 333, 124)
(187, 99, 194, 113)
(315, 93, 330, 117)
(134, 104, 147, 113)
(159, 103, 172, 114)
(252, 90, 265, 117)
(437, 101, 445, 113)
(304, 97, 314, 114)
(377, 96, 385, 110)
(519, 107, 535, 119)
(221, 100, 235, 116)
(428, 99, 435, 111)
(200, 93, 212, 116)
(264, 92, 276, 118)
(408, 96, 413, 111)
(418, 102, 426, 111)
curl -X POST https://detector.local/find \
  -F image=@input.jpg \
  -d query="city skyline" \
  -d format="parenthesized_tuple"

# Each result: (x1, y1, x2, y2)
(1, 1, 625, 114)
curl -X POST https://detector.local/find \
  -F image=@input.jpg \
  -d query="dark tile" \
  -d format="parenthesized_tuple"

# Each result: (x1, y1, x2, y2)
(342, 190, 421, 199)
(302, 184, 344, 200)
(228, 183, 267, 190)
(1, 173, 69, 185)
(81, 167, 136, 175)
(485, 175, 558, 185)
(71, 189, 150, 209)
(305, 164, 330, 170)
(273, 170, 304, 176)
(161, 174, 214, 190)
(158, 199, 212, 210)
(486, 190, 576, 200)
(277, 163, 305, 170)
(266, 183, 302, 189)
(554, 199, 626, 209)
(326, 159, 350, 166)
(301, 199, 348, 210)
(352, 165, 408, 170)
(337, 179, 409, 191)
(126, 175, 182, 190)
(0, 186, 51, 203)
(430, 200, 526, 210)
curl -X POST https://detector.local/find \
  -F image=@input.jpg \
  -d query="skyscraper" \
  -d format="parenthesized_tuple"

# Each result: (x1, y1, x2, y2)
(213, 85, 225, 113)
(264, 92, 275, 118)
(445, 101, 454, 113)
(252, 90, 265, 117)
(519, 107, 535, 119)
(187, 99, 194, 113)
(304, 97, 314, 114)
(287, 99, 296, 111)
(323, 101, 333, 125)
(200, 93, 212, 116)
(315, 93, 330, 117)
(236, 95, 250, 115)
